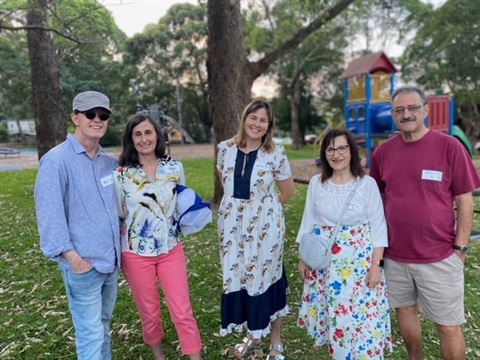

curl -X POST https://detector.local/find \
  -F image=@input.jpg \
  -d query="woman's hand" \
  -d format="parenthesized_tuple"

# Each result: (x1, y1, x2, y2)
(298, 259, 310, 280)
(366, 265, 382, 288)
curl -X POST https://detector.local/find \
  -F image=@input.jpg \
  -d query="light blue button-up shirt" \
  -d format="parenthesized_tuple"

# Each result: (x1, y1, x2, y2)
(35, 134, 121, 273)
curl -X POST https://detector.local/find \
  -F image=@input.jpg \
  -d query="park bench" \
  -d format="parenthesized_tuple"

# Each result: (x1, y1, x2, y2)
(0, 147, 21, 157)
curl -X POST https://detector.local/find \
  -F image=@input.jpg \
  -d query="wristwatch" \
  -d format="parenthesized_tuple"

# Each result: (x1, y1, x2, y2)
(372, 259, 384, 267)
(453, 245, 469, 255)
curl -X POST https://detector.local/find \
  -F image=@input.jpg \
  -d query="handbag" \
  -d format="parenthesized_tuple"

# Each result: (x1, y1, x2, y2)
(299, 180, 360, 270)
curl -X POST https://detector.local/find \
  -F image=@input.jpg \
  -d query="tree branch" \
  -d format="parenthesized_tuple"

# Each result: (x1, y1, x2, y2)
(0, 24, 83, 44)
(251, 0, 355, 75)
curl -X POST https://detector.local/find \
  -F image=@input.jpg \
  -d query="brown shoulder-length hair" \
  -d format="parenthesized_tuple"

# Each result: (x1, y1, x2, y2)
(118, 113, 167, 167)
(234, 99, 276, 153)
(319, 128, 364, 183)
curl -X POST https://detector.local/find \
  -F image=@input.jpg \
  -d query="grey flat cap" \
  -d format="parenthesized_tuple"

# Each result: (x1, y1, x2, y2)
(72, 91, 111, 112)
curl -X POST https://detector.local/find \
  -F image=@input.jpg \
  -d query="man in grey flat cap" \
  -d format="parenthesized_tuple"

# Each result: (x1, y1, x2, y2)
(35, 91, 121, 360)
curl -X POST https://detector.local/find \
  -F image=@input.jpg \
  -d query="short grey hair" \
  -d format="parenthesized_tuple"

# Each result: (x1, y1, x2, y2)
(391, 86, 427, 104)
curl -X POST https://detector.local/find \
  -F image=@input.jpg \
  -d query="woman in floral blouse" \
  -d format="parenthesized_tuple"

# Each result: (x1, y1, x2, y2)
(296, 129, 392, 359)
(113, 114, 202, 360)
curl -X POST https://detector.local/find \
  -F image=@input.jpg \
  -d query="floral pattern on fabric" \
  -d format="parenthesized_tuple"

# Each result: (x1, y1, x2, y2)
(298, 223, 392, 359)
(113, 157, 185, 256)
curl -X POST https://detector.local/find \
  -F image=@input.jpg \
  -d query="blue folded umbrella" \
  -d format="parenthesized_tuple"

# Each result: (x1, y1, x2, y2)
(176, 185, 212, 236)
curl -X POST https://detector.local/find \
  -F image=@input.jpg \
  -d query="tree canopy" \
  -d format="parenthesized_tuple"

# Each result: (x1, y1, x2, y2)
(123, 2, 210, 142)
(1, 0, 478, 179)
(400, 0, 480, 142)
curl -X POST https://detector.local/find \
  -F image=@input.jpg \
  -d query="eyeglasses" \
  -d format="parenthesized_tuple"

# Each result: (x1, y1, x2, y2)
(326, 145, 349, 156)
(80, 111, 110, 121)
(391, 104, 424, 116)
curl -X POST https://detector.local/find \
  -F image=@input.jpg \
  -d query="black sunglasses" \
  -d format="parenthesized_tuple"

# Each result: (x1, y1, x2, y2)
(80, 111, 110, 121)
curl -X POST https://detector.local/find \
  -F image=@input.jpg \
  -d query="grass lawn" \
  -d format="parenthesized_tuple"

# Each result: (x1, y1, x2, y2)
(0, 152, 479, 359)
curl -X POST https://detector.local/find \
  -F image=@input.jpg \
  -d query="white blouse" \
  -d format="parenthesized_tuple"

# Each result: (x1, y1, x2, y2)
(296, 175, 388, 248)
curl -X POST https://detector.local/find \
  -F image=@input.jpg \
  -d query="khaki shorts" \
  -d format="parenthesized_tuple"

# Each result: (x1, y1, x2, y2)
(384, 253, 465, 326)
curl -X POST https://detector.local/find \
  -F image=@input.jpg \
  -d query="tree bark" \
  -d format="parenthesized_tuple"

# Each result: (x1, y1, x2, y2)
(289, 53, 302, 150)
(26, 0, 66, 160)
(207, 0, 257, 203)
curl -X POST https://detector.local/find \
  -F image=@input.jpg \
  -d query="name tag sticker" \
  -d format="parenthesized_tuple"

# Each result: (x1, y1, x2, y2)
(421, 170, 443, 182)
(160, 166, 177, 174)
(254, 163, 268, 170)
(101, 175, 113, 187)
(348, 202, 364, 212)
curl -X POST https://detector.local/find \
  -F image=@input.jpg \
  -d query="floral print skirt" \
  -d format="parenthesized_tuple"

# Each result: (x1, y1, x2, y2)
(298, 223, 392, 359)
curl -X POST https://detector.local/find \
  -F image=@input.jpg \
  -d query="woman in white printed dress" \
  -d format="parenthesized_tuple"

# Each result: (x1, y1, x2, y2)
(217, 100, 295, 360)
(297, 129, 392, 359)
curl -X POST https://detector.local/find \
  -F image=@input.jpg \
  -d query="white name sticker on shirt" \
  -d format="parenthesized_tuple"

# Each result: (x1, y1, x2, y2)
(421, 170, 443, 182)
(100, 175, 113, 187)
(348, 202, 364, 213)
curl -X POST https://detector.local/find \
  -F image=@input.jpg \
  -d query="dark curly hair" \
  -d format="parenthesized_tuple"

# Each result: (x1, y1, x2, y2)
(319, 129, 364, 183)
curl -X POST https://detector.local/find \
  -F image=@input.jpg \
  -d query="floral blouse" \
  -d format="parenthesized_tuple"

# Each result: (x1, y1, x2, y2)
(113, 156, 185, 256)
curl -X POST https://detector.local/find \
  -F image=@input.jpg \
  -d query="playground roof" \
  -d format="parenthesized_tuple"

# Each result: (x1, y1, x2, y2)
(339, 51, 398, 80)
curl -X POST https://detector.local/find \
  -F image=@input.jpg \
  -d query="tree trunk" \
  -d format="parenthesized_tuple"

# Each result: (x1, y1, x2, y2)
(26, 0, 66, 160)
(207, 0, 257, 203)
(289, 53, 302, 150)
(15, 117, 26, 144)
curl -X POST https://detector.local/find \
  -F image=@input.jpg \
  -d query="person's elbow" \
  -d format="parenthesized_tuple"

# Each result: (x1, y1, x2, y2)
(283, 187, 295, 203)
(279, 178, 295, 203)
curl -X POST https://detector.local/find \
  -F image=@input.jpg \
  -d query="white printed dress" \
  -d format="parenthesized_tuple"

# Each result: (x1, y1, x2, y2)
(297, 175, 392, 359)
(217, 139, 291, 339)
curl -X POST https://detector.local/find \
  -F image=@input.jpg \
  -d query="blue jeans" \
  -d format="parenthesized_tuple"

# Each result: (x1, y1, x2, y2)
(61, 266, 118, 360)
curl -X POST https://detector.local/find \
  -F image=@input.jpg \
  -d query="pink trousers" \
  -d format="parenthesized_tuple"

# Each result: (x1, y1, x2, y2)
(121, 243, 202, 355)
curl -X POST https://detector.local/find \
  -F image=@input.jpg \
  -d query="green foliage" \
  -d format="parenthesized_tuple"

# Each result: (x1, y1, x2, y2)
(51, 0, 129, 121)
(0, 123, 9, 141)
(1, 156, 480, 358)
(122, 2, 210, 142)
(401, 0, 479, 94)
(243, 0, 348, 145)
(99, 124, 123, 147)
(400, 0, 480, 141)
(273, 92, 326, 135)
(0, 31, 32, 120)
(0, 0, 129, 123)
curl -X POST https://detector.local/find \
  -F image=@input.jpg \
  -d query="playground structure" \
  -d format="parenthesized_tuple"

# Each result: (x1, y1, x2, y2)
(338, 51, 473, 165)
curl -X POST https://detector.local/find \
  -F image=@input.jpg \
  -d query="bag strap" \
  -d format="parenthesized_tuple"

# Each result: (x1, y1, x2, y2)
(329, 179, 361, 244)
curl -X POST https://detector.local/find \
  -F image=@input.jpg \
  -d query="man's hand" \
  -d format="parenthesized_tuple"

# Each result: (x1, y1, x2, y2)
(62, 250, 93, 273)
(453, 249, 467, 263)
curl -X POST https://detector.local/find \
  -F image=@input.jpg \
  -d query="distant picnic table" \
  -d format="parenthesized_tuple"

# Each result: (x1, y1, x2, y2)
(0, 147, 21, 157)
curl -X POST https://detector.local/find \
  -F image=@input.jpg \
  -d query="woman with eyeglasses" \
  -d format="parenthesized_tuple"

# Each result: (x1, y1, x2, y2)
(296, 128, 392, 359)
(113, 114, 202, 360)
